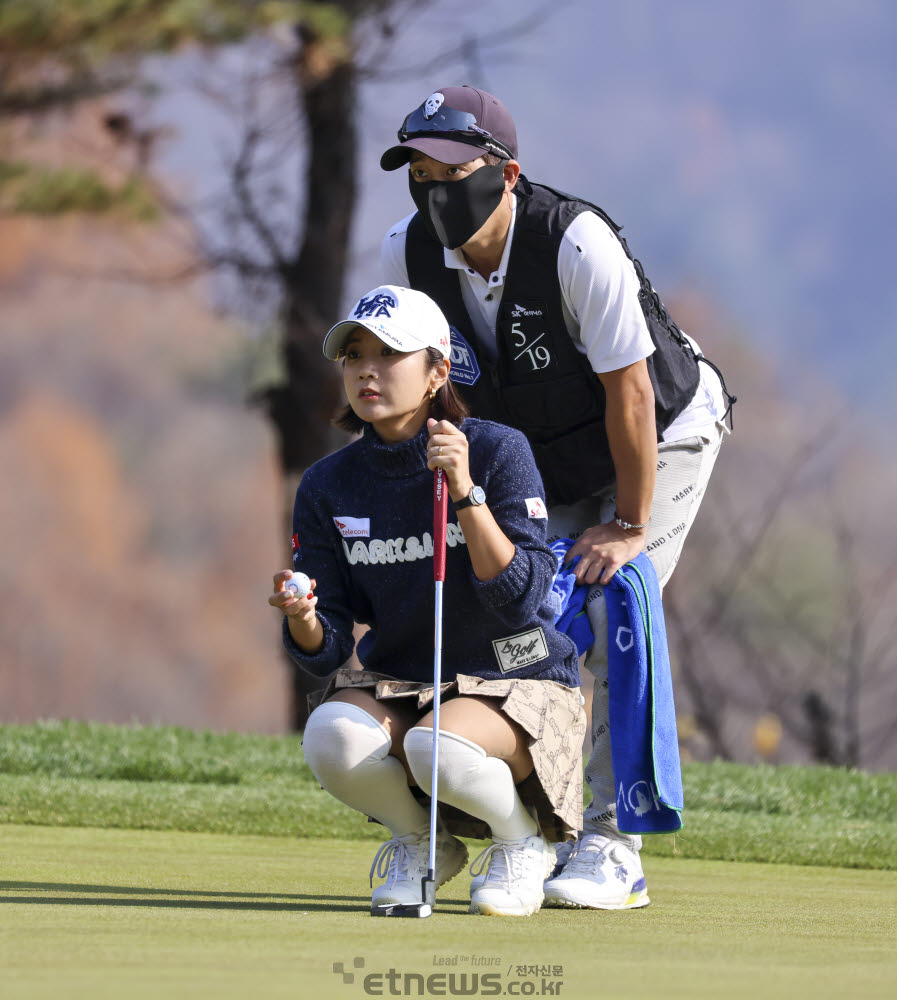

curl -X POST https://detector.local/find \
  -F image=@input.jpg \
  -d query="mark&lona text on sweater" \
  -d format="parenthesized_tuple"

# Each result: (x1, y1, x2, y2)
(342, 525, 467, 565)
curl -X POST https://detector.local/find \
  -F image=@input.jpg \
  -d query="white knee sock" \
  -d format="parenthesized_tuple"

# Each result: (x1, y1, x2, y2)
(302, 702, 428, 837)
(403, 728, 538, 842)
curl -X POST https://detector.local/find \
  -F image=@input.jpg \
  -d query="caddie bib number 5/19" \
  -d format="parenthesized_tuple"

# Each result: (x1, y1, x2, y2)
(499, 300, 556, 375)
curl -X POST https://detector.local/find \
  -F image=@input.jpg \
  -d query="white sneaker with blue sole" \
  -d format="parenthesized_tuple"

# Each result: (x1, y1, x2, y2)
(542, 834, 650, 910)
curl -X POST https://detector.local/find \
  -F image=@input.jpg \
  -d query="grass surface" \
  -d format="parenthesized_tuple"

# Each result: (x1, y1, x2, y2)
(2, 720, 896, 869)
(2, 722, 896, 998)
(2, 826, 896, 1000)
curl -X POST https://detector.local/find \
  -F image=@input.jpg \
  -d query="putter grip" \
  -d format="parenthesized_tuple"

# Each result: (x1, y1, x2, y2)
(433, 468, 447, 582)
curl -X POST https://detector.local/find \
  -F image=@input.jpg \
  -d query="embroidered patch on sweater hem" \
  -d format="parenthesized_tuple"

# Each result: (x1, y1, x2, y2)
(492, 627, 549, 672)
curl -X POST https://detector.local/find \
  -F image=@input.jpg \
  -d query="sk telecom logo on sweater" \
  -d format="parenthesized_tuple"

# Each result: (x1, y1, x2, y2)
(334, 516, 370, 538)
(525, 498, 547, 519)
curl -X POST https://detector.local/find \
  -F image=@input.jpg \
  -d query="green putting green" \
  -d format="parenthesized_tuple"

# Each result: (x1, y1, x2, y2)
(1, 825, 895, 1000)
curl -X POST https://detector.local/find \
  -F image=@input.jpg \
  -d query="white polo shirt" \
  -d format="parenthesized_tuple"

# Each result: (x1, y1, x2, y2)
(381, 196, 726, 441)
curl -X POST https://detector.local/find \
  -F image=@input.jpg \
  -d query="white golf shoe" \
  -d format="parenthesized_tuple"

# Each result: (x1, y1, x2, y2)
(470, 839, 558, 894)
(542, 834, 650, 910)
(369, 830, 468, 907)
(468, 832, 550, 917)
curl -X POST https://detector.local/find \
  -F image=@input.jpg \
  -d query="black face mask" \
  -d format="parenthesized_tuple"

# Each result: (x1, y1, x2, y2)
(408, 164, 506, 250)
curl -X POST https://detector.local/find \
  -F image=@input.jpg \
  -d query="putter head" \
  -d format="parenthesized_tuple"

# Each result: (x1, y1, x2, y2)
(370, 902, 432, 918)
(370, 876, 437, 918)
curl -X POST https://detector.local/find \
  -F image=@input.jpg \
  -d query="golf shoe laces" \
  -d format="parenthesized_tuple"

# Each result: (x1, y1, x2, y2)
(558, 834, 621, 879)
(469, 838, 532, 892)
(369, 836, 416, 888)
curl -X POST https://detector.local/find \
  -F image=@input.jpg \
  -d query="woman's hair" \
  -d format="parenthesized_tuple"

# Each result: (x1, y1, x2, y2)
(333, 346, 469, 434)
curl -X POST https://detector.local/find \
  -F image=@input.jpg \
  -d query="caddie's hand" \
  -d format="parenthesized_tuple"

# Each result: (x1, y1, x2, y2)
(566, 523, 647, 586)
(268, 569, 318, 624)
(426, 418, 473, 500)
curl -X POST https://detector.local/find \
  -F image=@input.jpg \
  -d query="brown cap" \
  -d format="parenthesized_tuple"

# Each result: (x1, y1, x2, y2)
(381, 85, 518, 171)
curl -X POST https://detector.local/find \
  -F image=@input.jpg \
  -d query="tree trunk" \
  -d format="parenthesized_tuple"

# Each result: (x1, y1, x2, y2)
(264, 26, 359, 729)
(803, 690, 840, 765)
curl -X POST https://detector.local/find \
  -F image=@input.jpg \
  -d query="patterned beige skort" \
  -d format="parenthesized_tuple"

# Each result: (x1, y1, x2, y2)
(311, 668, 586, 842)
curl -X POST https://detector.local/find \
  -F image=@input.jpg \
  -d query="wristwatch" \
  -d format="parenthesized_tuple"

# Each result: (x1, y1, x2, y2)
(454, 485, 486, 512)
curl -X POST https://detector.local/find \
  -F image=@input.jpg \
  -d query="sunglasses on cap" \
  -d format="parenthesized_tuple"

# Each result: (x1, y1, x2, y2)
(398, 105, 513, 160)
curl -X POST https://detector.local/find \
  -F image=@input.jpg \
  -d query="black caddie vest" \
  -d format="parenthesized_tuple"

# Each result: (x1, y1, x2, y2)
(406, 175, 702, 507)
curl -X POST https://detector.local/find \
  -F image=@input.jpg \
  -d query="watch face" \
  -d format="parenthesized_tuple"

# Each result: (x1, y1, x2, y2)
(471, 486, 486, 505)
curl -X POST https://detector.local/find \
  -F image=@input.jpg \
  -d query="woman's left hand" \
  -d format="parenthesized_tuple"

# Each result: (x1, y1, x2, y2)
(426, 418, 474, 501)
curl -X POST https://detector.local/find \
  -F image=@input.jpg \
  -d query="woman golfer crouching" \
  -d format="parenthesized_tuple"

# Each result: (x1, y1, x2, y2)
(268, 285, 585, 917)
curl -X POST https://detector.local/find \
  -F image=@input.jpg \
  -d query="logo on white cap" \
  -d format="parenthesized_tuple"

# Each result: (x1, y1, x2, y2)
(353, 293, 396, 320)
(323, 285, 451, 361)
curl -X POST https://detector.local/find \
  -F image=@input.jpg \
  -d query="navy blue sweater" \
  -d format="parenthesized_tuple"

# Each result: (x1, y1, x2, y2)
(283, 418, 580, 688)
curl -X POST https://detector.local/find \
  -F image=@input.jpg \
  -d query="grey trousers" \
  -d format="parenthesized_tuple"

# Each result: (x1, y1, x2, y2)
(546, 424, 725, 852)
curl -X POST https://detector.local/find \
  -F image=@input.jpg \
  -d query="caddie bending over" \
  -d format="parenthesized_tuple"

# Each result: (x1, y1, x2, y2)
(379, 85, 734, 909)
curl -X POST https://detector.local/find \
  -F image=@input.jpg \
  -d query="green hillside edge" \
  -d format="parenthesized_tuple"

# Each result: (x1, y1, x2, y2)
(2, 720, 894, 870)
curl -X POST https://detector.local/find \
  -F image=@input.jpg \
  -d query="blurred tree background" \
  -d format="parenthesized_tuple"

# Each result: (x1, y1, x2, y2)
(1, 1, 895, 766)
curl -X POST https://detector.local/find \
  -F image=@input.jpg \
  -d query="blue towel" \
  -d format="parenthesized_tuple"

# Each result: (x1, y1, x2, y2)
(548, 538, 595, 656)
(605, 553, 683, 834)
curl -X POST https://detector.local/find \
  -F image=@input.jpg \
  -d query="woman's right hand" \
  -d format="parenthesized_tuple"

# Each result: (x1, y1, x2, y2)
(268, 569, 318, 625)
(426, 417, 474, 502)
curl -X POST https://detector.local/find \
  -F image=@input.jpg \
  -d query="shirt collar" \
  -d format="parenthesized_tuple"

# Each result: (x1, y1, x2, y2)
(442, 194, 517, 283)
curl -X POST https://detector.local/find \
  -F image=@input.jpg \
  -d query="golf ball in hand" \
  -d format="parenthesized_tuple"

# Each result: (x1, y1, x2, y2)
(286, 572, 311, 598)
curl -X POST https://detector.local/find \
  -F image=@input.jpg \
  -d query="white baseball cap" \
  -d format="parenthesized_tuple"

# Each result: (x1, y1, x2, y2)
(323, 285, 451, 361)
